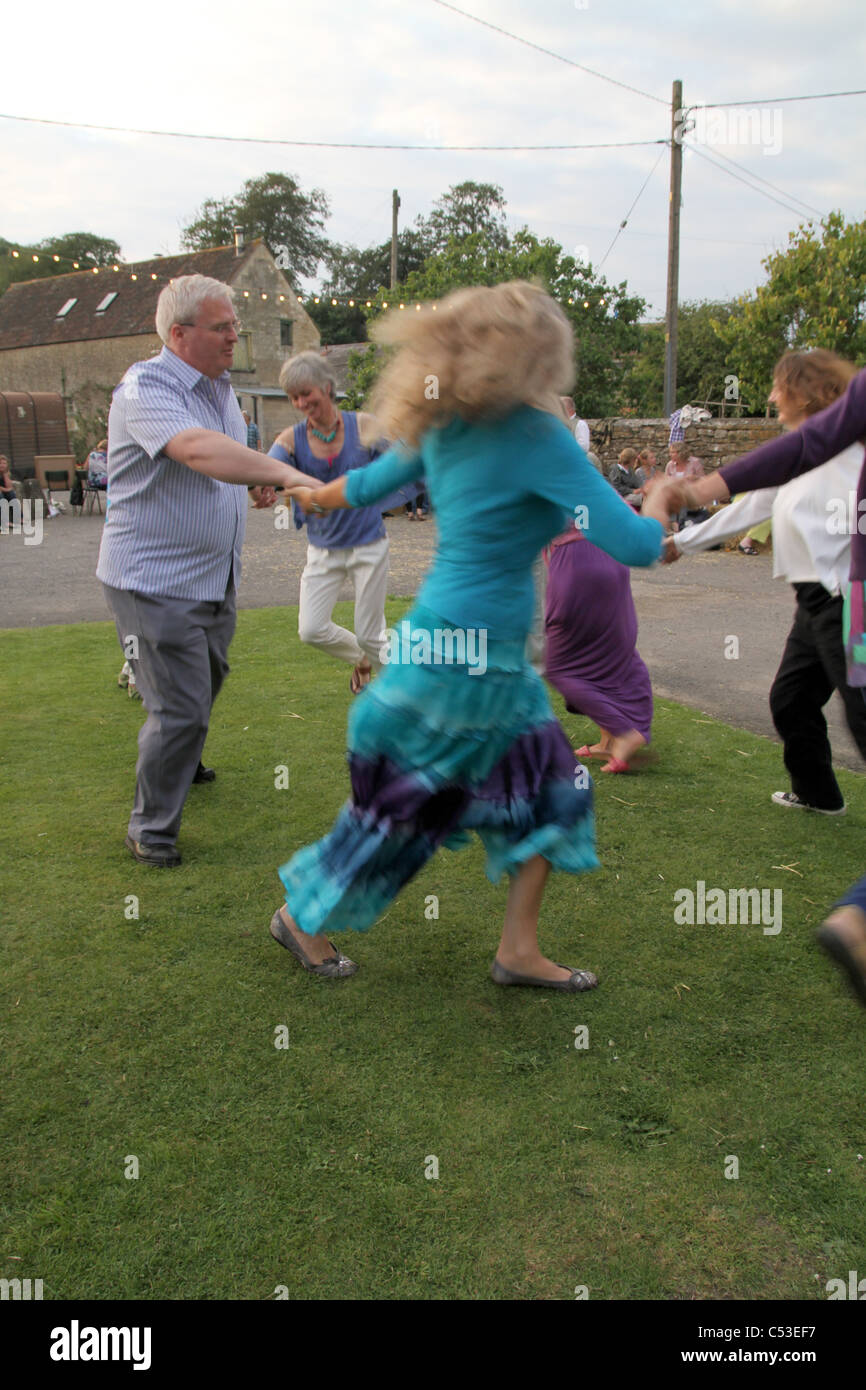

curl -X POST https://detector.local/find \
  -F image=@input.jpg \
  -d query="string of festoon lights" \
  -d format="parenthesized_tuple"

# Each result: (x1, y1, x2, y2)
(4, 247, 607, 312)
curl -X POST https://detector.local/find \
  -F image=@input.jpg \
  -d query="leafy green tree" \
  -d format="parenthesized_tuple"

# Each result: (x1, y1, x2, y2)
(366, 228, 645, 417)
(414, 181, 508, 257)
(39, 232, 121, 268)
(715, 211, 866, 412)
(342, 345, 384, 411)
(181, 172, 330, 282)
(1, 232, 122, 293)
(624, 301, 740, 417)
(309, 232, 429, 343)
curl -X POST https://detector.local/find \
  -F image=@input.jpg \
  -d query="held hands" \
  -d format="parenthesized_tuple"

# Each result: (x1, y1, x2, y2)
(249, 485, 278, 509)
(661, 535, 681, 565)
(290, 486, 327, 516)
(641, 476, 677, 529)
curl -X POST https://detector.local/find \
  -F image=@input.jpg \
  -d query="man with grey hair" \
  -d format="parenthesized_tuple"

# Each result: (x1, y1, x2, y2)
(97, 273, 321, 867)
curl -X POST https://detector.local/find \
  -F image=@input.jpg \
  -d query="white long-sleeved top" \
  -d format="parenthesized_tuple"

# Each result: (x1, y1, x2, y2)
(672, 444, 863, 596)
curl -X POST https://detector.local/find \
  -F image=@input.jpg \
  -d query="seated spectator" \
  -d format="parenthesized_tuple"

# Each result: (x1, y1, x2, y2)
(0, 454, 15, 504)
(665, 441, 707, 530)
(608, 448, 643, 508)
(635, 449, 661, 487)
(86, 439, 109, 488)
(665, 440, 703, 482)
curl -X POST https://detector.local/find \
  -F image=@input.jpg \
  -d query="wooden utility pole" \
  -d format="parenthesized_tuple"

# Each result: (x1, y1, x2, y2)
(390, 189, 401, 290)
(663, 80, 683, 419)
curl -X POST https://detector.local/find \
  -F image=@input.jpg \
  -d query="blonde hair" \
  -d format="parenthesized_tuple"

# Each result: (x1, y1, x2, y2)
(773, 349, 858, 418)
(618, 447, 638, 469)
(368, 281, 575, 448)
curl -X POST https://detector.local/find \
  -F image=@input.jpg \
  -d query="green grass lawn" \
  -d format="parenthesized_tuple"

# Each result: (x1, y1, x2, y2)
(2, 601, 864, 1301)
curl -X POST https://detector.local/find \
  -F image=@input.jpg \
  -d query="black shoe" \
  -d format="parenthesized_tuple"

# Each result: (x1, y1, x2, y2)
(193, 762, 215, 783)
(125, 835, 181, 867)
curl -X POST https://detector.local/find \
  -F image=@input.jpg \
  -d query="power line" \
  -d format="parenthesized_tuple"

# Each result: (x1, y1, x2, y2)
(430, 0, 668, 106)
(692, 89, 866, 110)
(695, 144, 822, 218)
(685, 142, 809, 217)
(598, 148, 668, 269)
(0, 112, 664, 152)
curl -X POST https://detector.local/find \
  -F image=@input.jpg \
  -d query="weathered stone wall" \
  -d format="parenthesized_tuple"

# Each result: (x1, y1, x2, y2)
(586, 416, 783, 471)
(0, 334, 161, 402)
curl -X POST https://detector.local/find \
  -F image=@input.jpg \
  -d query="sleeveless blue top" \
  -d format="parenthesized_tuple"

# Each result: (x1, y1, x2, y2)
(269, 411, 387, 550)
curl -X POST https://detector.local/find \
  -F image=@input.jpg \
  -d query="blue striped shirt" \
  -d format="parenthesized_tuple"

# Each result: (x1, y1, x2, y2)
(96, 345, 247, 600)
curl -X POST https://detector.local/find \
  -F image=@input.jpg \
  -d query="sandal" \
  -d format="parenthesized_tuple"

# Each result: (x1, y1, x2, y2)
(599, 747, 657, 774)
(269, 909, 358, 978)
(600, 757, 631, 774)
(574, 745, 608, 760)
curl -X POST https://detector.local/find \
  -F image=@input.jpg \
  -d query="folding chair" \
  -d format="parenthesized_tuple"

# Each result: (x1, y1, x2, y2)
(83, 475, 105, 515)
(34, 456, 77, 516)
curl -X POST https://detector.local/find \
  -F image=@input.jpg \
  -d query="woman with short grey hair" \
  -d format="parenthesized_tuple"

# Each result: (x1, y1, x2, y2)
(270, 351, 391, 693)
(279, 351, 338, 401)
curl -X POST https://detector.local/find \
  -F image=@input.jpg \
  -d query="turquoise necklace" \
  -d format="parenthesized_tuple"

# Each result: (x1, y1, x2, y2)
(309, 412, 340, 444)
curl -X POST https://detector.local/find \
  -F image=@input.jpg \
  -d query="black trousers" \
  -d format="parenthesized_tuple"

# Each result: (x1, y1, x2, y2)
(769, 583, 866, 809)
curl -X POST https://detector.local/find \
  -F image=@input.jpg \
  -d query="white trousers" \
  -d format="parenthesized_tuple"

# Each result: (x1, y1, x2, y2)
(298, 536, 390, 667)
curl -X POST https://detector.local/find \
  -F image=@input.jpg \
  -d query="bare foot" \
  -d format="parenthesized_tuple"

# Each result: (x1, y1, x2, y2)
(350, 659, 372, 694)
(278, 906, 336, 965)
(608, 731, 648, 765)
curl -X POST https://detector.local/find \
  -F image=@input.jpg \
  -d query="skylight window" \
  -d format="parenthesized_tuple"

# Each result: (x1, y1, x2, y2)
(56, 298, 77, 318)
(95, 292, 118, 314)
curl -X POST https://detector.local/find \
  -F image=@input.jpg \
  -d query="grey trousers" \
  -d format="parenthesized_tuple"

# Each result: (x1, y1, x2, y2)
(103, 582, 237, 846)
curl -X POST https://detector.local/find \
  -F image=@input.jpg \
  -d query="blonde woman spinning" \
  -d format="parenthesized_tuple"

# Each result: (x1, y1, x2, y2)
(271, 283, 669, 987)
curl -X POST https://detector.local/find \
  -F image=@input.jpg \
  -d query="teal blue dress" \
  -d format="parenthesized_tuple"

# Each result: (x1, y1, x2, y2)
(279, 406, 665, 935)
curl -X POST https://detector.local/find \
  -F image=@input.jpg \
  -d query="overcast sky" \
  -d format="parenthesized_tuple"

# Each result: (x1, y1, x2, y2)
(2, 0, 864, 319)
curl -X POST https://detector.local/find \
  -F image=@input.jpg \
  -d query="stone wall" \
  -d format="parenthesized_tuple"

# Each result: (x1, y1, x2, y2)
(586, 416, 783, 471)
(0, 334, 161, 404)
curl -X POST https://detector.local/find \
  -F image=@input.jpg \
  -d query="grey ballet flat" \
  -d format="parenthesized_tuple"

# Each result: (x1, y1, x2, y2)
(490, 958, 598, 992)
(269, 910, 358, 978)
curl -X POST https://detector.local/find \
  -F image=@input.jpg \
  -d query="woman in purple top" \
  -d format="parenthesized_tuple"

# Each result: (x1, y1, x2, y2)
(652, 367, 866, 1009)
(270, 352, 390, 693)
(544, 529, 653, 773)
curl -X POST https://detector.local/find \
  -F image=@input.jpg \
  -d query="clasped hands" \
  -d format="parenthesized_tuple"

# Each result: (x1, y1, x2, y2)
(289, 485, 329, 515)
(248, 478, 327, 511)
(641, 476, 696, 565)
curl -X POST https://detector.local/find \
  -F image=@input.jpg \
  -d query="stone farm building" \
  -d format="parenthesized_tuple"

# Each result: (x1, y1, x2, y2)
(0, 239, 321, 447)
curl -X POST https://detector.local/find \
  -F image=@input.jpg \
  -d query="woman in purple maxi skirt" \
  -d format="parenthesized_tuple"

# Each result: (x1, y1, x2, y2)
(544, 529, 653, 773)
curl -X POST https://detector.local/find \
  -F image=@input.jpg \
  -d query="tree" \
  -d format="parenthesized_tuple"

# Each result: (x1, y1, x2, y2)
(414, 181, 508, 257)
(181, 172, 330, 282)
(309, 231, 429, 344)
(715, 211, 866, 412)
(365, 227, 646, 417)
(624, 301, 740, 417)
(38, 232, 121, 268)
(0, 231, 122, 294)
(342, 344, 384, 410)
